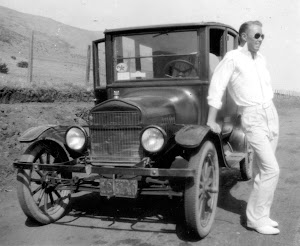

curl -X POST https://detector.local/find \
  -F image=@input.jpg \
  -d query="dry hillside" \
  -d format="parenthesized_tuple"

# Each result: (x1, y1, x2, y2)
(0, 6, 104, 91)
(0, 5, 103, 60)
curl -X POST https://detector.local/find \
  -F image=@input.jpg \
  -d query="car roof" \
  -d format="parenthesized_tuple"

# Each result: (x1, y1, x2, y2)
(104, 22, 237, 34)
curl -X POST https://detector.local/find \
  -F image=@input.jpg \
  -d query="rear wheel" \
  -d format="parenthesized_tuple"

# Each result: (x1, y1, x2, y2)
(17, 141, 72, 224)
(184, 141, 219, 238)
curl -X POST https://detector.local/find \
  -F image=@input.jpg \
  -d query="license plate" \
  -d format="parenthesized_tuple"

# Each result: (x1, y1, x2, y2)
(99, 178, 138, 198)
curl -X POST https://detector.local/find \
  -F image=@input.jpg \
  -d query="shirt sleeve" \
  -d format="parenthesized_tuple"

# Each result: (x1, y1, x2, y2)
(207, 53, 235, 109)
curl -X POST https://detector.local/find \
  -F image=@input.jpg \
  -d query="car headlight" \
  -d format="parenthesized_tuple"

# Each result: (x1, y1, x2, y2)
(141, 126, 166, 153)
(65, 126, 87, 151)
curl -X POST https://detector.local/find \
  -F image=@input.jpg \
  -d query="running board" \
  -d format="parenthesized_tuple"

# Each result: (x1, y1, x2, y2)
(225, 152, 246, 168)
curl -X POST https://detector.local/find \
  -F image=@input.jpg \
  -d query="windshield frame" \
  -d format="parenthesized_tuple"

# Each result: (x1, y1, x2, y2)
(111, 28, 201, 82)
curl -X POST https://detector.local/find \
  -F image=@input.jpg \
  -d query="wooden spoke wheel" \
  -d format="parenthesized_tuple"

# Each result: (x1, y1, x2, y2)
(184, 141, 219, 238)
(17, 141, 72, 224)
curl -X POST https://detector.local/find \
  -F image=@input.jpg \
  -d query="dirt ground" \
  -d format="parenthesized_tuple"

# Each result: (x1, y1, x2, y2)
(0, 101, 92, 188)
(0, 97, 300, 246)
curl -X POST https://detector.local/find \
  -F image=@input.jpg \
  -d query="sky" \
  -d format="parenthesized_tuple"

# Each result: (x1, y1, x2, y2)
(0, 0, 300, 92)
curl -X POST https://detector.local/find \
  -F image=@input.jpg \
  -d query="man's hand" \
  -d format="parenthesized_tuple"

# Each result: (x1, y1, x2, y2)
(206, 121, 222, 134)
(207, 106, 221, 134)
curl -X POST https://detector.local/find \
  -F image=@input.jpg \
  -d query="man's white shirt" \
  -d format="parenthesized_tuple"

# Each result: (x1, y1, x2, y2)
(207, 45, 274, 110)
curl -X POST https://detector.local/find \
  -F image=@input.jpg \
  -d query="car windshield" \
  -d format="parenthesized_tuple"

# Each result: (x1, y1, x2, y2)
(113, 30, 199, 81)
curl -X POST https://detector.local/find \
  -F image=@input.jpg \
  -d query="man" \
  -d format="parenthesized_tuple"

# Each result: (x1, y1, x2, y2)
(207, 21, 280, 235)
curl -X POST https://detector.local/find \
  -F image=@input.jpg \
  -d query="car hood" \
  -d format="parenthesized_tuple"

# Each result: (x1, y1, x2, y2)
(91, 87, 200, 124)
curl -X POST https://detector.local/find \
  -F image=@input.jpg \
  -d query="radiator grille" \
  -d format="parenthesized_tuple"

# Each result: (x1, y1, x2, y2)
(90, 111, 142, 163)
(91, 111, 140, 126)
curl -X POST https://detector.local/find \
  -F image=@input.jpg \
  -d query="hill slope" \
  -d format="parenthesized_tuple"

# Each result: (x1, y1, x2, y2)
(0, 5, 103, 60)
(0, 6, 105, 89)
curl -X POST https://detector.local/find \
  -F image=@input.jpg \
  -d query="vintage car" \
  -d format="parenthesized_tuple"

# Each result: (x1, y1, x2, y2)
(14, 22, 253, 239)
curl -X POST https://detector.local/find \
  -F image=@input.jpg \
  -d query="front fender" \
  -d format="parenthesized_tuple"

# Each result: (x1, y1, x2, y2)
(18, 125, 56, 143)
(175, 125, 228, 167)
(175, 125, 210, 148)
(18, 125, 71, 157)
(18, 125, 86, 158)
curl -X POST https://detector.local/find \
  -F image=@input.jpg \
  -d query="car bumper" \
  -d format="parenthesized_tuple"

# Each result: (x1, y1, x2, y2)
(13, 160, 195, 178)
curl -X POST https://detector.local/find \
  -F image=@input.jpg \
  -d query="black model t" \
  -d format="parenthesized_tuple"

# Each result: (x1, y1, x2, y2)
(14, 22, 253, 239)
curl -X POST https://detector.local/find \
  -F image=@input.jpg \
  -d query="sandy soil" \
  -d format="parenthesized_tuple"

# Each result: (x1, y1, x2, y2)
(0, 98, 300, 246)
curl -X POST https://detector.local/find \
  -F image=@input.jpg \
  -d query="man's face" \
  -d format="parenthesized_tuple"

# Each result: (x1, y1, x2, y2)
(245, 24, 264, 53)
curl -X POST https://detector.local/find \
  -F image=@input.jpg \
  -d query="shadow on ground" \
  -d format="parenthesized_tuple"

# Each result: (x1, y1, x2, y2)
(218, 168, 248, 228)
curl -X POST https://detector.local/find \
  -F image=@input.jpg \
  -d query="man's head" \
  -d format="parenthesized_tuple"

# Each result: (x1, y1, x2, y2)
(239, 21, 264, 54)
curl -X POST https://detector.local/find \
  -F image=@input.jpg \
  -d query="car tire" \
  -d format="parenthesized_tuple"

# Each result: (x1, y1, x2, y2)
(17, 140, 72, 224)
(184, 140, 219, 239)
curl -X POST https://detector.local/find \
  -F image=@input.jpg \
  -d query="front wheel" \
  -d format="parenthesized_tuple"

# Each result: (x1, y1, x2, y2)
(184, 141, 219, 239)
(17, 141, 72, 224)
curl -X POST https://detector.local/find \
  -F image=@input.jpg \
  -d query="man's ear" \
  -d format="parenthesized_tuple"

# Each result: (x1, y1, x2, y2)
(241, 33, 247, 42)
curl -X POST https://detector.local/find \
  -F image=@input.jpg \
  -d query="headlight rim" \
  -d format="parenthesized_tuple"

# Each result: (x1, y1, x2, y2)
(65, 126, 88, 152)
(140, 125, 167, 153)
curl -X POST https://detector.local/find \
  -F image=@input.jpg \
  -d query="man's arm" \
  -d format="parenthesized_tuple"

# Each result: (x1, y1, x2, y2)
(206, 106, 221, 133)
(206, 53, 235, 134)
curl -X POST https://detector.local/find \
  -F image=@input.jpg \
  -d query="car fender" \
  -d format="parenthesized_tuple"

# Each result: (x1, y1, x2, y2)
(228, 127, 247, 153)
(18, 125, 76, 158)
(175, 125, 228, 167)
(19, 125, 87, 159)
(19, 139, 72, 163)
(18, 125, 57, 143)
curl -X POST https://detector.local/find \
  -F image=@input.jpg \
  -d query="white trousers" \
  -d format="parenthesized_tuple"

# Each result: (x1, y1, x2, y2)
(240, 101, 280, 228)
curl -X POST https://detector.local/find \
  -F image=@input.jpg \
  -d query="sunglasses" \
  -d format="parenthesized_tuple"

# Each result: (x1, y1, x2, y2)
(253, 33, 265, 40)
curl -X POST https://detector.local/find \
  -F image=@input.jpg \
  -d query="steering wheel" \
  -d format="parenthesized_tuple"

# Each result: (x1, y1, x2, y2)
(164, 59, 198, 78)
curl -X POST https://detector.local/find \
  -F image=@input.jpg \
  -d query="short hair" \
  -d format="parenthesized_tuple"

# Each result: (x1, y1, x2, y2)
(239, 20, 263, 36)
